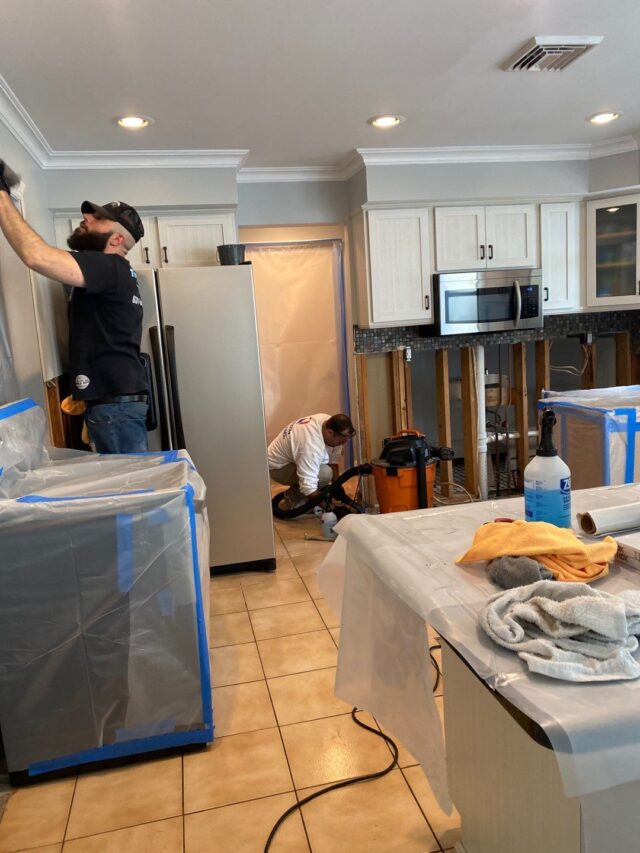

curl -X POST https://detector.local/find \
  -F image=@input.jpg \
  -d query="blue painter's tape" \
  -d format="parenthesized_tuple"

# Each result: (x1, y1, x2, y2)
(123, 450, 180, 463)
(623, 408, 637, 483)
(0, 398, 37, 420)
(17, 488, 155, 504)
(27, 726, 213, 776)
(183, 483, 214, 733)
(116, 513, 135, 593)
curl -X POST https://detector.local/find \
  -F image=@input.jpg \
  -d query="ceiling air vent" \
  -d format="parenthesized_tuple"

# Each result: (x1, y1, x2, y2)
(502, 36, 603, 72)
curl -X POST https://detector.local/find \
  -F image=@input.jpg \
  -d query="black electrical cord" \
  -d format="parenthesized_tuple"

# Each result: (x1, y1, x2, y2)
(263, 709, 399, 853)
(263, 642, 444, 852)
(429, 642, 442, 694)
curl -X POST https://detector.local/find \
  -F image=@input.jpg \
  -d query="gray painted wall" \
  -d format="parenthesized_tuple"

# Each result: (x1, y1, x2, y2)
(588, 150, 640, 194)
(348, 168, 367, 211)
(364, 160, 589, 203)
(237, 181, 349, 226)
(45, 167, 238, 211)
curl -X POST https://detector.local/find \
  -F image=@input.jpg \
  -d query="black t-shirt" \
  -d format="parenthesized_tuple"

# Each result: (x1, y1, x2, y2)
(69, 251, 147, 400)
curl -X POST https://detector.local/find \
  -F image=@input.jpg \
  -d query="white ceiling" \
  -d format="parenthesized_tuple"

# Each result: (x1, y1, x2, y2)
(2, 0, 640, 169)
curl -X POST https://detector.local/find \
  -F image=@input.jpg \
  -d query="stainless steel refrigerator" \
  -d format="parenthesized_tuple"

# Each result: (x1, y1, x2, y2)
(135, 265, 275, 574)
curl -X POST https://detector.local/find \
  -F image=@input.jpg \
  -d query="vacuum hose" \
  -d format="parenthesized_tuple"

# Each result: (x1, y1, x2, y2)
(271, 463, 373, 519)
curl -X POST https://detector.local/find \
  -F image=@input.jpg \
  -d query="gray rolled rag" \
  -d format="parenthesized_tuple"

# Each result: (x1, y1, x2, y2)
(487, 555, 554, 590)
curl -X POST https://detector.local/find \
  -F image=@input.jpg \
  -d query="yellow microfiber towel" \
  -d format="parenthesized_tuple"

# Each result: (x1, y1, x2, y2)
(61, 395, 90, 445)
(456, 519, 617, 583)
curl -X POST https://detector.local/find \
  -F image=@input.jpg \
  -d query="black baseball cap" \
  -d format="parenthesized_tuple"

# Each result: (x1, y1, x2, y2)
(81, 200, 144, 243)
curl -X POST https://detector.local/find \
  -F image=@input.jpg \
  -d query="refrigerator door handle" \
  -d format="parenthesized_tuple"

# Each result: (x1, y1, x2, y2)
(164, 325, 187, 449)
(149, 326, 172, 449)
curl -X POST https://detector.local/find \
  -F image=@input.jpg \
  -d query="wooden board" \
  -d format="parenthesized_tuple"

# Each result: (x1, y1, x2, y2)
(460, 347, 478, 497)
(390, 349, 412, 433)
(44, 378, 69, 448)
(581, 342, 597, 390)
(615, 332, 632, 386)
(512, 343, 528, 488)
(435, 349, 453, 498)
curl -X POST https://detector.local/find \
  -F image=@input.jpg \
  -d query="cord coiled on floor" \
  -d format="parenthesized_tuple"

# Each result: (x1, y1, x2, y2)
(263, 709, 399, 853)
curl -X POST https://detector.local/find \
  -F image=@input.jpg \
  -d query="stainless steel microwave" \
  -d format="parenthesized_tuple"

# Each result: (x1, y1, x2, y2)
(429, 268, 543, 336)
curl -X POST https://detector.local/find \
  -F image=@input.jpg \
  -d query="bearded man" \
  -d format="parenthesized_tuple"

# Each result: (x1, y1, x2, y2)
(0, 160, 149, 453)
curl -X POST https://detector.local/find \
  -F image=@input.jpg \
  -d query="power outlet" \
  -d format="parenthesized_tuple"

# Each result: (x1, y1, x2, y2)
(580, 332, 594, 346)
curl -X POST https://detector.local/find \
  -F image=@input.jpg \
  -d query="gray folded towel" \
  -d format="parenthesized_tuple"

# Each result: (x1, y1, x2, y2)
(487, 556, 554, 589)
(480, 579, 640, 682)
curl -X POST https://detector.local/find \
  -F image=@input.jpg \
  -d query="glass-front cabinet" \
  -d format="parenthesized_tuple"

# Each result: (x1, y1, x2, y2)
(587, 194, 640, 306)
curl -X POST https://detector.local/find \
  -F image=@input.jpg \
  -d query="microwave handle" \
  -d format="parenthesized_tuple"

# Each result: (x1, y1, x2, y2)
(513, 280, 522, 327)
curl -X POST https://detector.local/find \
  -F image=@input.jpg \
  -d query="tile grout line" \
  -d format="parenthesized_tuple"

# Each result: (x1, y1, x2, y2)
(60, 772, 78, 848)
(398, 765, 447, 853)
(242, 575, 314, 853)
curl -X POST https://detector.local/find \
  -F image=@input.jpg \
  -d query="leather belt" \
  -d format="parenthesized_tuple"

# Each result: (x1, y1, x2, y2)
(86, 394, 149, 405)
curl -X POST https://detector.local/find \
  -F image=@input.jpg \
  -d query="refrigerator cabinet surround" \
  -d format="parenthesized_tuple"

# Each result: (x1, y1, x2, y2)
(136, 266, 275, 572)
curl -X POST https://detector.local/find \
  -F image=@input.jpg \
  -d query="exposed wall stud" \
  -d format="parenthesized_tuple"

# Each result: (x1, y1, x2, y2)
(615, 332, 632, 386)
(435, 349, 454, 498)
(460, 347, 479, 497)
(512, 343, 529, 487)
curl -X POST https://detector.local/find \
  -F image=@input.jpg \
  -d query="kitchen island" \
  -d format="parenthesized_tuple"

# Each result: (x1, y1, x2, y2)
(318, 484, 640, 853)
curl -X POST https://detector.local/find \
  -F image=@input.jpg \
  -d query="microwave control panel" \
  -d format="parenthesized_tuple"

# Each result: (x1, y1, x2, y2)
(520, 285, 539, 319)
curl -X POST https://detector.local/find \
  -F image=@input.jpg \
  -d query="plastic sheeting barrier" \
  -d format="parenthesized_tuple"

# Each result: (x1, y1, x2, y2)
(541, 386, 640, 490)
(318, 483, 640, 846)
(0, 398, 48, 479)
(0, 449, 212, 775)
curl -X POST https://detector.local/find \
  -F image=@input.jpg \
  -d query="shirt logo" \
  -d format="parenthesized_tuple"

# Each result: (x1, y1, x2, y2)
(130, 268, 137, 279)
(75, 374, 90, 390)
(132, 295, 143, 306)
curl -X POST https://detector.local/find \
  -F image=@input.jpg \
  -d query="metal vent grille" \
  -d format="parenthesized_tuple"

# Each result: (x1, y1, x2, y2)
(502, 36, 603, 72)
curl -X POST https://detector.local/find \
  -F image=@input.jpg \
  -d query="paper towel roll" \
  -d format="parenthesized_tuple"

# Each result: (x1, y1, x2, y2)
(578, 503, 640, 536)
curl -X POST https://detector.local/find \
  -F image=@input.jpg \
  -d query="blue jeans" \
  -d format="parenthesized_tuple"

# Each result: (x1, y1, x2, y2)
(85, 401, 149, 454)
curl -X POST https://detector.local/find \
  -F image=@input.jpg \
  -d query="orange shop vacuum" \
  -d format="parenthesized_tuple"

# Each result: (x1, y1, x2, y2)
(371, 430, 454, 513)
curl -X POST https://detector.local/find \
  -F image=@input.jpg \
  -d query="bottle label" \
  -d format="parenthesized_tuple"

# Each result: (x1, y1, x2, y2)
(524, 478, 572, 528)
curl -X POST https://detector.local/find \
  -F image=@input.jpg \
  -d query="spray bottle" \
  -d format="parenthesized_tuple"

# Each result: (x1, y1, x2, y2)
(524, 408, 572, 528)
(321, 510, 338, 540)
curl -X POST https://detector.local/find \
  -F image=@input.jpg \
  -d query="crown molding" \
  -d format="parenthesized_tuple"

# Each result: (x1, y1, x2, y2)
(237, 165, 345, 183)
(0, 74, 51, 167)
(45, 149, 249, 170)
(237, 152, 364, 184)
(357, 137, 639, 166)
(588, 135, 639, 160)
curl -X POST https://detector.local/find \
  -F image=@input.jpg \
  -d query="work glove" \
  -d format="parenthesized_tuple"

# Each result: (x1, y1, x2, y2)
(0, 160, 20, 194)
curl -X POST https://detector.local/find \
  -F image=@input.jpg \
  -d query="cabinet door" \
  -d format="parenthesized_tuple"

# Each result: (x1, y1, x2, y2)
(540, 203, 579, 313)
(435, 207, 486, 271)
(125, 217, 158, 267)
(587, 195, 640, 307)
(485, 205, 537, 268)
(156, 214, 237, 266)
(368, 209, 433, 325)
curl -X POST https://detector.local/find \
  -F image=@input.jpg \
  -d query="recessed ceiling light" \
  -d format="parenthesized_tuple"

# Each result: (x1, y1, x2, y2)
(587, 111, 620, 125)
(606, 207, 620, 213)
(367, 115, 406, 129)
(114, 115, 154, 129)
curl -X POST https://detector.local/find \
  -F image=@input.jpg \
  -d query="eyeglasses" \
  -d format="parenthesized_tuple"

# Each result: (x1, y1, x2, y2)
(332, 429, 355, 440)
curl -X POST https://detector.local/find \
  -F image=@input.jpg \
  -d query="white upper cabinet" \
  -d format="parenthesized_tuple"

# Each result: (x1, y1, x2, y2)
(435, 204, 538, 271)
(156, 214, 237, 267)
(55, 213, 237, 268)
(587, 194, 640, 307)
(540, 202, 579, 313)
(434, 207, 486, 270)
(360, 208, 433, 327)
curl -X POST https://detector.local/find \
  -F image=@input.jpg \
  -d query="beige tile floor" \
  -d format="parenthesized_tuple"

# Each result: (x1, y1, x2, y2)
(0, 514, 461, 853)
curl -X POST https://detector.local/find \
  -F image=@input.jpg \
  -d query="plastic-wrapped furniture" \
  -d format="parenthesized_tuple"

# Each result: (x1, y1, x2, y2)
(0, 404, 212, 778)
(540, 386, 640, 490)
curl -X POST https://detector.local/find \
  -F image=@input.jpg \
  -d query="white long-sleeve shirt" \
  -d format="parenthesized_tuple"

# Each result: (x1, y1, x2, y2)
(268, 413, 342, 496)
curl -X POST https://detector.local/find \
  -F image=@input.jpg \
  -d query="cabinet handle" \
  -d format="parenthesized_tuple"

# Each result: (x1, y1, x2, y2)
(425, 295, 430, 311)
(144, 247, 150, 264)
(480, 245, 485, 260)
(488, 244, 494, 260)
(162, 246, 169, 264)
(544, 286, 549, 302)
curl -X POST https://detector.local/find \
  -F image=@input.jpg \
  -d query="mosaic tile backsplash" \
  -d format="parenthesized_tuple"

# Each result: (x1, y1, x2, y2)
(354, 310, 640, 353)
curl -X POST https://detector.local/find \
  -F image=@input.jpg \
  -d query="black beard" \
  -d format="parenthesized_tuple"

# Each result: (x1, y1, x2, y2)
(67, 228, 112, 252)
